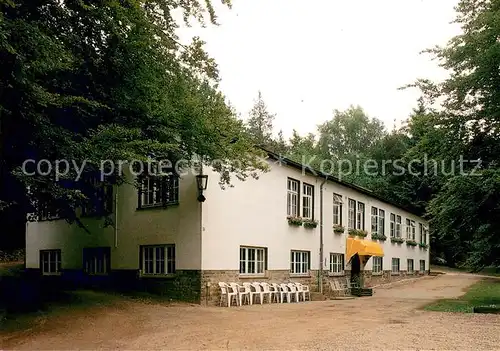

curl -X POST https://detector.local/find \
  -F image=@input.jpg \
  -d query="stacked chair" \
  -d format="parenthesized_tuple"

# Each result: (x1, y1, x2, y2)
(328, 277, 360, 298)
(218, 281, 311, 307)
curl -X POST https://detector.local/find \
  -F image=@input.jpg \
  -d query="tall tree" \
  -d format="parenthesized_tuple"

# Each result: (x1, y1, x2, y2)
(269, 129, 289, 155)
(317, 105, 386, 159)
(287, 130, 318, 166)
(0, 0, 266, 228)
(411, 0, 500, 269)
(246, 91, 275, 146)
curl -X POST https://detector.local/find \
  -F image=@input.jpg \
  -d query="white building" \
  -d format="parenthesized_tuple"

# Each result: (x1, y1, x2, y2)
(25, 152, 430, 304)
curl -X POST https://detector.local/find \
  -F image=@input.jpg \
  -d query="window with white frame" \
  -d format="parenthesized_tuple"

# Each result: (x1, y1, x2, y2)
(371, 207, 378, 234)
(405, 218, 412, 239)
(240, 246, 267, 275)
(333, 193, 343, 225)
(140, 244, 175, 275)
(419, 223, 428, 244)
(390, 213, 396, 237)
(138, 174, 179, 209)
(80, 175, 113, 217)
(371, 207, 385, 236)
(372, 256, 383, 274)
(83, 247, 110, 275)
(378, 209, 385, 236)
(420, 260, 426, 273)
(348, 199, 356, 229)
(40, 250, 61, 275)
(391, 258, 400, 274)
(302, 183, 314, 219)
(290, 250, 310, 275)
(329, 253, 344, 275)
(410, 220, 416, 240)
(407, 259, 414, 274)
(396, 215, 402, 237)
(287, 178, 299, 217)
(356, 202, 365, 230)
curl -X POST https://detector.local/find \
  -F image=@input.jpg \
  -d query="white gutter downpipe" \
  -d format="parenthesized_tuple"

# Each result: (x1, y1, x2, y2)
(319, 175, 328, 294)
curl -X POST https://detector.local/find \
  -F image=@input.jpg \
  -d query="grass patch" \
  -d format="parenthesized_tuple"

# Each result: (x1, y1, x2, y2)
(424, 279, 500, 313)
(0, 263, 24, 277)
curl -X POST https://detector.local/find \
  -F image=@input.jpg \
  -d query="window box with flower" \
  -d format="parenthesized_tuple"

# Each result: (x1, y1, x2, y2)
(287, 216, 303, 226)
(418, 243, 429, 249)
(348, 229, 368, 238)
(371, 233, 387, 241)
(406, 240, 418, 247)
(390, 237, 405, 244)
(303, 219, 319, 229)
(333, 225, 345, 234)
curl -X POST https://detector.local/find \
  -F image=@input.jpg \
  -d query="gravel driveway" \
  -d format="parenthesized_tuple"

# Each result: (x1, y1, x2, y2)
(2, 274, 499, 350)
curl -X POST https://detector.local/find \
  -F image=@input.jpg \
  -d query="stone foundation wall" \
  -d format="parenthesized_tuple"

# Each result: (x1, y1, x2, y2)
(201, 269, 430, 305)
(363, 270, 428, 287)
(201, 270, 324, 306)
(24, 269, 202, 303)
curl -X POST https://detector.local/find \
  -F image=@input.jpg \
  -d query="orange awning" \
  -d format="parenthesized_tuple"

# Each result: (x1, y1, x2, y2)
(346, 237, 384, 262)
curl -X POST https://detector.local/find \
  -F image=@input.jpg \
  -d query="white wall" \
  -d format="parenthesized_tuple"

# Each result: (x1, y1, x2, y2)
(201, 159, 430, 272)
(26, 157, 430, 274)
(26, 169, 202, 271)
(321, 181, 430, 273)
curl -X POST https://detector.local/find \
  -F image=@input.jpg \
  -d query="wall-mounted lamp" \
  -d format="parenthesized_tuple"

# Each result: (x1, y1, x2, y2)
(196, 174, 208, 202)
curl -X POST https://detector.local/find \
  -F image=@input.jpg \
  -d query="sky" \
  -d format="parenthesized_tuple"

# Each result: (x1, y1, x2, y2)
(180, 0, 462, 138)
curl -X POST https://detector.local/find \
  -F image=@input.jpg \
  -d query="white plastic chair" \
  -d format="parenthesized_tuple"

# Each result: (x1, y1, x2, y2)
(242, 282, 261, 305)
(271, 283, 284, 303)
(219, 282, 238, 307)
(251, 282, 266, 304)
(260, 282, 278, 303)
(329, 280, 348, 297)
(279, 283, 292, 303)
(230, 283, 249, 306)
(287, 283, 300, 302)
(295, 282, 311, 301)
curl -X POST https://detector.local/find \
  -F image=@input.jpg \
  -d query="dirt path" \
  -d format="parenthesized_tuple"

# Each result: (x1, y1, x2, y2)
(2, 274, 499, 350)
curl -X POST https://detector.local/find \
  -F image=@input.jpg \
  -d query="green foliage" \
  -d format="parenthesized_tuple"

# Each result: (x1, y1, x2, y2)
(428, 169, 500, 270)
(317, 105, 386, 159)
(406, 240, 418, 247)
(410, 0, 500, 270)
(303, 219, 318, 229)
(348, 229, 368, 238)
(424, 279, 500, 313)
(371, 233, 387, 241)
(333, 225, 345, 234)
(246, 91, 276, 147)
(390, 237, 405, 244)
(287, 216, 303, 226)
(269, 130, 289, 156)
(273, 0, 500, 270)
(287, 130, 318, 166)
(0, 1, 266, 222)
